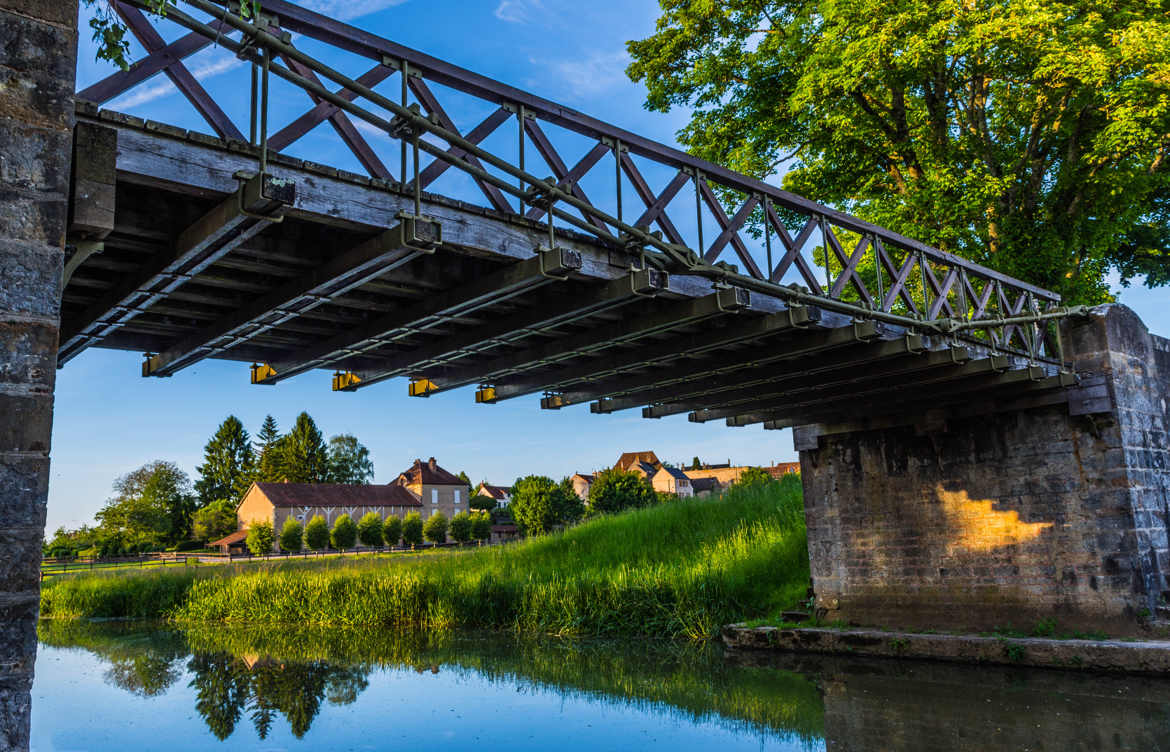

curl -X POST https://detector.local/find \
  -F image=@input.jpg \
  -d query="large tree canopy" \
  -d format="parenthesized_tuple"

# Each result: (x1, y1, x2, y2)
(627, 0, 1170, 303)
(195, 416, 255, 505)
(97, 460, 195, 544)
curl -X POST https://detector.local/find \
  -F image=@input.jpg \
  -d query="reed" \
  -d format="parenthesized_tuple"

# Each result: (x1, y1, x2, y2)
(40, 477, 808, 638)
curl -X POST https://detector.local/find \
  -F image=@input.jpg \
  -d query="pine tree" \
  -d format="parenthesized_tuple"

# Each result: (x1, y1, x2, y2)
(195, 416, 255, 505)
(279, 412, 328, 483)
(253, 415, 284, 483)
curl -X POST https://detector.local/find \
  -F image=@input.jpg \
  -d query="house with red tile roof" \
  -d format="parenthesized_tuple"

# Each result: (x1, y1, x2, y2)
(474, 482, 512, 507)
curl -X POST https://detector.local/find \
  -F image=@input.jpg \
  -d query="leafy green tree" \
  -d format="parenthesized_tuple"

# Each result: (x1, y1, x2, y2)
(195, 416, 255, 506)
(469, 494, 496, 512)
(246, 521, 274, 556)
(510, 475, 579, 535)
(304, 515, 330, 551)
(691, 456, 702, 470)
(382, 515, 403, 547)
(330, 514, 358, 551)
(734, 467, 775, 488)
(83, 0, 260, 70)
(279, 412, 329, 483)
(325, 434, 374, 484)
(356, 512, 383, 547)
(423, 512, 448, 544)
(97, 460, 196, 545)
(279, 518, 303, 552)
(191, 499, 238, 542)
(587, 468, 655, 516)
(448, 512, 472, 543)
(253, 415, 284, 483)
(627, 0, 1170, 304)
(401, 512, 424, 546)
(470, 511, 492, 542)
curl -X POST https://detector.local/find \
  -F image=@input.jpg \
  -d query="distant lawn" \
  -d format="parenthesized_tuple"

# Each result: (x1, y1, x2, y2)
(40, 477, 809, 639)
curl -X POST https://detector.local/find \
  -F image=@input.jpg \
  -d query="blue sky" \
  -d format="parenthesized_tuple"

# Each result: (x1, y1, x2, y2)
(51, 0, 1169, 531)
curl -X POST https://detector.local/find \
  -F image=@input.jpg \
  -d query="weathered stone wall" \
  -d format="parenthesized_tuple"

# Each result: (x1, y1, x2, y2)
(800, 305, 1169, 634)
(0, 0, 77, 749)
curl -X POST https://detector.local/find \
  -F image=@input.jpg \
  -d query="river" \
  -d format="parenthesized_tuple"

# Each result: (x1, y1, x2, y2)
(29, 622, 1170, 751)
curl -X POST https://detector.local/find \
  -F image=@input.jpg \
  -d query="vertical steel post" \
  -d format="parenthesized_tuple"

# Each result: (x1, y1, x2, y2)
(518, 104, 526, 214)
(873, 236, 885, 310)
(763, 195, 772, 281)
(918, 251, 930, 318)
(614, 138, 623, 224)
(259, 44, 270, 174)
(400, 59, 409, 186)
(249, 61, 258, 145)
(694, 170, 704, 253)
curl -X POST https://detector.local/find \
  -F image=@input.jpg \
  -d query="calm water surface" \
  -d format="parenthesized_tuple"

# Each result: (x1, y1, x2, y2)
(30, 622, 1170, 751)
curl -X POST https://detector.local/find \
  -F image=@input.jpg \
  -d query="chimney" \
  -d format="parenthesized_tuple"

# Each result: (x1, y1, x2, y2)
(428, 457, 437, 469)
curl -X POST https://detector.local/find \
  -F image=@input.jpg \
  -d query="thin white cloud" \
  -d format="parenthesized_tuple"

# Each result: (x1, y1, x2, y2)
(111, 54, 245, 109)
(495, 0, 541, 23)
(543, 49, 631, 99)
(301, 0, 410, 21)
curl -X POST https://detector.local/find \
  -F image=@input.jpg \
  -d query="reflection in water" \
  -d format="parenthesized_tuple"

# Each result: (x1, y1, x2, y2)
(34, 621, 1170, 751)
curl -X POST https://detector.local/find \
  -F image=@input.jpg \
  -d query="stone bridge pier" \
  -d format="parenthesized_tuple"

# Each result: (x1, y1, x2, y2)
(0, 0, 78, 748)
(799, 304, 1170, 634)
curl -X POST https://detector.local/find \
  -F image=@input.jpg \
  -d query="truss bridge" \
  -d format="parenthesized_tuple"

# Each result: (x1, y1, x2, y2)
(63, 0, 1085, 431)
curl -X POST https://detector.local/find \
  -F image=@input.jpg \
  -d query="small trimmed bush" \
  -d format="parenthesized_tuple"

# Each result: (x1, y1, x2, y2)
(356, 512, 383, 548)
(304, 515, 329, 551)
(423, 512, 448, 544)
(382, 515, 403, 547)
(470, 510, 492, 541)
(246, 521, 274, 556)
(449, 512, 472, 543)
(279, 518, 303, 553)
(401, 512, 423, 546)
(330, 514, 358, 551)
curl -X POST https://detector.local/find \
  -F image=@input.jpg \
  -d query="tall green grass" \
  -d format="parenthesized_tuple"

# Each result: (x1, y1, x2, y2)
(40, 477, 808, 638)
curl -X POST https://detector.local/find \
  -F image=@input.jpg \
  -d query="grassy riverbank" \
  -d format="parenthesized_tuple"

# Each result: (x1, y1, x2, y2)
(40, 476, 808, 638)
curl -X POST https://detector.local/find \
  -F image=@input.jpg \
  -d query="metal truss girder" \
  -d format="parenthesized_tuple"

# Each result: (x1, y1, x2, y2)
(606, 334, 934, 415)
(143, 216, 439, 377)
(59, 172, 292, 364)
(338, 268, 668, 391)
(252, 246, 582, 384)
(434, 285, 754, 400)
(560, 319, 880, 411)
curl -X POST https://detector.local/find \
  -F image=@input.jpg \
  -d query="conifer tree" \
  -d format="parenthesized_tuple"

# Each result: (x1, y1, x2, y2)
(279, 412, 329, 483)
(195, 416, 255, 506)
(253, 415, 284, 483)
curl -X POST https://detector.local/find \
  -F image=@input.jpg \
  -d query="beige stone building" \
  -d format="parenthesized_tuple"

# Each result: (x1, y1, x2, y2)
(570, 472, 594, 501)
(397, 457, 469, 518)
(651, 466, 693, 498)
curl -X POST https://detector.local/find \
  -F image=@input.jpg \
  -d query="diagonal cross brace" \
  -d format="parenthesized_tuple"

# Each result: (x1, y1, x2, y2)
(59, 172, 293, 364)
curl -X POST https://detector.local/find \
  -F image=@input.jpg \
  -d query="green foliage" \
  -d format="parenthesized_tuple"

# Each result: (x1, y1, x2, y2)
(41, 477, 810, 640)
(330, 515, 358, 551)
(469, 494, 497, 512)
(279, 518, 303, 553)
(449, 512, 472, 543)
(356, 512, 383, 548)
(401, 512, 424, 546)
(734, 467, 774, 488)
(325, 435, 374, 485)
(510, 475, 581, 535)
(691, 457, 702, 470)
(627, 0, 1170, 304)
(97, 460, 196, 545)
(423, 512, 448, 544)
(83, 0, 260, 70)
(195, 416, 255, 506)
(303, 516, 330, 551)
(279, 412, 329, 484)
(191, 499, 238, 543)
(470, 510, 492, 541)
(246, 522, 274, 556)
(253, 415, 284, 483)
(382, 516, 403, 547)
(587, 468, 656, 516)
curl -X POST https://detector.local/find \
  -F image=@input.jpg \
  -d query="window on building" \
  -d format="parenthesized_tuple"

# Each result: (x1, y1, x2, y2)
(431, 489, 438, 504)
(454, 490, 461, 505)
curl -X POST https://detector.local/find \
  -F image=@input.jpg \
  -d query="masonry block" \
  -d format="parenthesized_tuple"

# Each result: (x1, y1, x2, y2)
(799, 305, 1170, 634)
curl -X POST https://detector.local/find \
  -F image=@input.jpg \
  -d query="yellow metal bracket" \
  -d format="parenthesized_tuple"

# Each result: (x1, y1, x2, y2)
(251, 362, 278, 384)
(409, 378, 438, 397)
(475, 386, 497, 404)
(332, 371, 362, 391)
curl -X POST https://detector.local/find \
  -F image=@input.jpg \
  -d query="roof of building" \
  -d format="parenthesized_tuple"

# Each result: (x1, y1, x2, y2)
(768, 462, 801, 477)
(476, 483, 511, 500)
(615, 451, 661, 471)
(253, 482, 422, 508)
(655, 465, 691, 482)
(689, 477, 721, 492)
(209, 529, 248, 547)
(398, 457, 465, 486)
(572, 472, 594, 482)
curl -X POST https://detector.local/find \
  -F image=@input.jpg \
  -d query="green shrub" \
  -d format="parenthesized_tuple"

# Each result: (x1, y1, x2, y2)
(191, 499, 238, 542)
(330, 514, 358, 551)
(401, 512, 423, 546)
(734, 467, 773, 488)
(245, 521, 274, 556)
(469, 494, 496, 512)
(588, 468, 656, 515)
(382, 516, 403, 547)
(470, 510, 491, 541)
(304, 515, 330, 551)
(449, 512, 472, 543)
(279, 518, 303, 553)
(423, 512, 448, 544)
(356, 512, 383, 548)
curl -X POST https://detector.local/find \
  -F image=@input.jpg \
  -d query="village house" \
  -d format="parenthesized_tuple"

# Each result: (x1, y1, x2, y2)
(396, 457, 470, 518)
(768, 461, 801, 478)
(570, 472, 594, 501)
(688, 477, 721, 497)
(474, 482, 512, 507)
(614, 450, 662, 479)
(651, 465, 693, 498)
